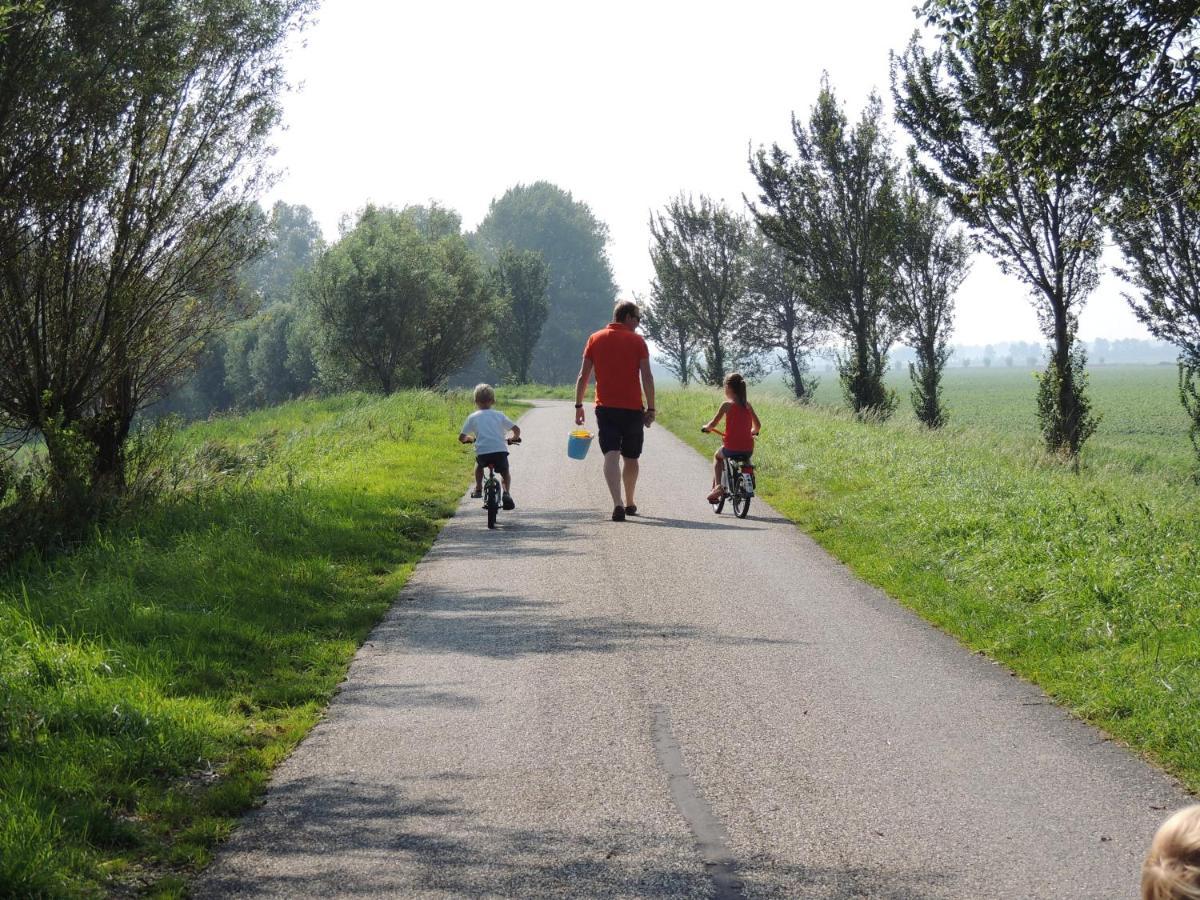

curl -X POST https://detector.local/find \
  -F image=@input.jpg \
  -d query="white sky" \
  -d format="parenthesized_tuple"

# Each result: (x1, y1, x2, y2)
(266, 0, 1151, 346)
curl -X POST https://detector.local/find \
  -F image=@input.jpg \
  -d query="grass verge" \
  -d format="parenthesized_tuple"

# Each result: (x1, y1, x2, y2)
(658, 387, 1200, 792)
(0, 390, 511, 897)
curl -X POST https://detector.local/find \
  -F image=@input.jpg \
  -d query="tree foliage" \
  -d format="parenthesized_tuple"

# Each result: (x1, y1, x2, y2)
(474, 182, 617, 383)
(649, 194, 756, 386)
(0, 0, 311, 501)
(891, 176, 970, 428)
(893, 5, 1107, 455)
(309, 205, 493, 393)
(750, 81, 900, 418)
(1112, 112, 1200, 465)
(489, 246, 549, 385)
(741, 233, 823, 401)
(641, 278, 702, 387)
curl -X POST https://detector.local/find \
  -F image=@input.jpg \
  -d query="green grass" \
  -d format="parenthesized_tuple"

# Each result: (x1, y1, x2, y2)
(794, 363, 1194, 478)
(0, 390, 513, 897)
(658, 382, 1200, 791)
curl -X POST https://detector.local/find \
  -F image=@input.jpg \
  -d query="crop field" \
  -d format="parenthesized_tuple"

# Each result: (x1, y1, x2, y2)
(783, 363, 1193, 479)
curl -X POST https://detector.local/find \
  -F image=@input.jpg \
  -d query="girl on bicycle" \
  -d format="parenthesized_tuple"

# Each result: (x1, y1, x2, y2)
(701, 372, 761, 504)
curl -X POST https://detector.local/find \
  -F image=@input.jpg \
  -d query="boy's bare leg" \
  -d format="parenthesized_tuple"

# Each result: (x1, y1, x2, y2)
(621, 457, 638, 507)
(603, 451, 623, 505)
(501, 472, 511, 492)
(474, 463, 483, 492)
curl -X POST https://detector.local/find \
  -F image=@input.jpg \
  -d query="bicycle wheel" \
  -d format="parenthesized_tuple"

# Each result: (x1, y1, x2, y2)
(711, 494, 726, 514)
(484, 478, 500, 529)
(733, 492, 751, 519)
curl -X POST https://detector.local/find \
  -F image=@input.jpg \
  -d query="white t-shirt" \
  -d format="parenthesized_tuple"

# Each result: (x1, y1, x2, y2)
(461, 408, 516, 455)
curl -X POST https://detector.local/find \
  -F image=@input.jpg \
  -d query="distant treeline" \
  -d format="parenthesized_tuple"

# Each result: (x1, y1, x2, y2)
(156, 182, 617, 422)
(885, 339, 1181, 369)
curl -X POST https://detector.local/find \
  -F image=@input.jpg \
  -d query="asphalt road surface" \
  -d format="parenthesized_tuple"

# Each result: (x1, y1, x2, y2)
(198, 401, 1192, 899)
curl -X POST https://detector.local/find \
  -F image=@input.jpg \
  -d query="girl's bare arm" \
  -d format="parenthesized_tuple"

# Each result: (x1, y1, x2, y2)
(750, 405, 762, 436)
(703, 402, 731, 431)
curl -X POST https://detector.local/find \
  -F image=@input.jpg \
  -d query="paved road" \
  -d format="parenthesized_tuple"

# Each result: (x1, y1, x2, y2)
(199, 401, 1191, 899)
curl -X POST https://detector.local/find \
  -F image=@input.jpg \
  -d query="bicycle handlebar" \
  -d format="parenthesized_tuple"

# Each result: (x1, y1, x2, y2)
(701, 427, 726, 437)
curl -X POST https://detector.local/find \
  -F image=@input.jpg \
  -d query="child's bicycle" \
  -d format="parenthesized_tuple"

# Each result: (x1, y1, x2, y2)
(700, 428, 755, 519)
(465, 436, 521, 529)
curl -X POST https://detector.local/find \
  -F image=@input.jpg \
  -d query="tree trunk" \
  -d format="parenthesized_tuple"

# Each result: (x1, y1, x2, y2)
(1052, 300, 1079, 454)
(785, 332, 806, 401)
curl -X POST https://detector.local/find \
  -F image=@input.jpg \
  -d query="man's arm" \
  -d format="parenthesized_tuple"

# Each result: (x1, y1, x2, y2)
(640, 358, 656, 428)
(575, 357, 594, 426)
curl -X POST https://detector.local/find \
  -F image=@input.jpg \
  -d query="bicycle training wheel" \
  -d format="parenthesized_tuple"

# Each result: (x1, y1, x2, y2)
(711, 493, 726, 514)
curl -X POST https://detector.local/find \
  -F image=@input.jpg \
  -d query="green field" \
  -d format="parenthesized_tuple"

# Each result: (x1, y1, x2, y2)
(0, 391, 510, 897)
(782, 363, 1194, 478)
(657, 372, 1200, 792)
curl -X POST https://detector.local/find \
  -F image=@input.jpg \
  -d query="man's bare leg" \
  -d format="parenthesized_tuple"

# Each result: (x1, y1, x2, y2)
(603, 451, 623, 505)
(622, 457, 639, 508)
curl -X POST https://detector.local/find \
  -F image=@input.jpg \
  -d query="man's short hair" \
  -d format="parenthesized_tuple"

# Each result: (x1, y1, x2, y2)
(613, 300, 640, 323)
(473, 383, 495, 405)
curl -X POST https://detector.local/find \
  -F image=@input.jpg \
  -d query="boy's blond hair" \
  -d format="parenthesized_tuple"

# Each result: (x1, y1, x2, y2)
(473, 383, 495, 406)
(1144, 806, 1200, 900)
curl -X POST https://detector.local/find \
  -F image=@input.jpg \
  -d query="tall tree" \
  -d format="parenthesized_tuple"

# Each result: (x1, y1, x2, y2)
(742, 233, 823, 402)
(309, 204, 493, 393)
(489, 246, 549, 385)
(893, 7, 1107, 456)
(1112, 121, 1200, 465)
(891, 176, 971, 428)
(750, 81, 901, 418)
(411, 208, 494, 389)
(641, 277, 701, 387)
(309, 206, 433, 394)
(243, 201, 326, 308)
(649, 194, 754, 387)
(0, 0, 311, 498)
(474, 182, 617, 382)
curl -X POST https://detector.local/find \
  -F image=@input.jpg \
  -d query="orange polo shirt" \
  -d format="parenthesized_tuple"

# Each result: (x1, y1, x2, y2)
(584, 323, 649, 411)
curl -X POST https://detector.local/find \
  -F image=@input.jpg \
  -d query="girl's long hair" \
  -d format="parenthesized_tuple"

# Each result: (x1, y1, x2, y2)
(725, 372, 748, 407)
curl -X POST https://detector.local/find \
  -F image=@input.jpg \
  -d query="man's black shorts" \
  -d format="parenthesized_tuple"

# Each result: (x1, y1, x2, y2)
(595, 406, 645, 459)
(476, 451, 510, 476)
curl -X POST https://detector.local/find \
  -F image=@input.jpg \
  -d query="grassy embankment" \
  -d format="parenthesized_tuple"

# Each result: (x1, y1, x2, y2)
(658, 367, 1200, 791)
(0, 390, 517, 897)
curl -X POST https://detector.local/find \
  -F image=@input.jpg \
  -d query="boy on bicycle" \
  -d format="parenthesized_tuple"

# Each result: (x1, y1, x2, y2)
(459, 383, 520, 509)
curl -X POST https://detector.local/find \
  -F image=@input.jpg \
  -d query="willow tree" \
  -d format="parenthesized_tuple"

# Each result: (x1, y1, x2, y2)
(891, 176, 970, 428)
(750, 81, 901, 418)
(892, 6, 1109, 456)
(0, 0, 312, 498)
(649, 194, 754, 386)
(741, 234, 823, 402)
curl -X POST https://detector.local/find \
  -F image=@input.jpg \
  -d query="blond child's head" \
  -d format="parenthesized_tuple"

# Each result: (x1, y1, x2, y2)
(473, 383, 495, 409)
(1144, 805, 1200, 900)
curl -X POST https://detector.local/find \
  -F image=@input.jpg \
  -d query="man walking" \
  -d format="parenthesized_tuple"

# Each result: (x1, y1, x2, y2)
(574, 300, 656, 521)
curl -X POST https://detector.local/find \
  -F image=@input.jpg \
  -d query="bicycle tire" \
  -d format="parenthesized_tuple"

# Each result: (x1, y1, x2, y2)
(711, 495, 726, 514)
(733, 493, 750, 518)
(487, 504, 498, 529)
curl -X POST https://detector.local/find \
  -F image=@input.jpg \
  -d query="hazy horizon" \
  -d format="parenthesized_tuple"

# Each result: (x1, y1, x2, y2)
(265, 0, 1154, 346)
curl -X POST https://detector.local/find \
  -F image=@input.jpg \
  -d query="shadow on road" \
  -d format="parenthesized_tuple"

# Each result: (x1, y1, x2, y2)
(199, 775, 953, 899)
(627, 514, 765, 532)
(381, 585, 799, 661)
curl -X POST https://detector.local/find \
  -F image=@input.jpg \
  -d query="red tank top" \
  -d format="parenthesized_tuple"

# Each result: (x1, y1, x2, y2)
(724, 402, 754, 452)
